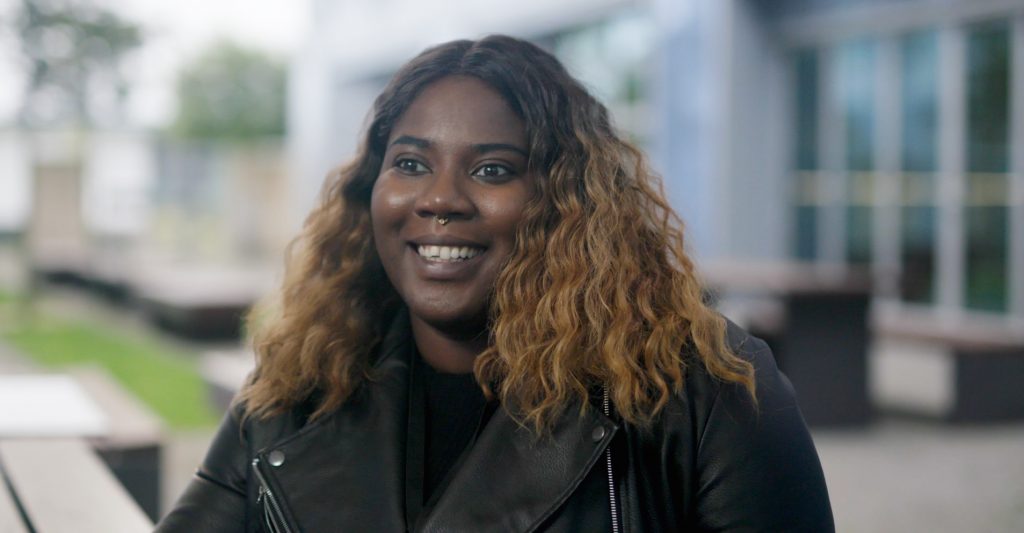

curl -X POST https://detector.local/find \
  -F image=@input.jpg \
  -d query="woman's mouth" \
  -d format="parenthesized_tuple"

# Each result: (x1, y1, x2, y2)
(415, 244, 484, 262)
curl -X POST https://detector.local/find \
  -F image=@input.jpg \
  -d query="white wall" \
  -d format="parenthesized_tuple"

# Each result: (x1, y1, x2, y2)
(649, 0, 722, 259)
(721, 0, 790, 260)
(650, 0, 790, 261)
(82, 131, 157, 238)
(0, 131, 31, 232)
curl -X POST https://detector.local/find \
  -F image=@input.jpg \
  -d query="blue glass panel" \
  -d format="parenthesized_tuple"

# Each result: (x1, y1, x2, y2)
(839, 40, 875, 172)
(901, 31, 938, 173)
(900, 206, 936, 303)
(964, 22, 1009, 312)
(899, 30, 938, 303)
(839, 39, 875, 264)
(795, 49, 818, 171)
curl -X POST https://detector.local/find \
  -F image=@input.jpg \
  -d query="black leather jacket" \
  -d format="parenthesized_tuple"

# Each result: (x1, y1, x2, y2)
(156, 312, 834, 532)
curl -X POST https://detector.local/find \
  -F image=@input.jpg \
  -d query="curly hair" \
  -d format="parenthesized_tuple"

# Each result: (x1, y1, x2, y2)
(239, 35, 755, 431)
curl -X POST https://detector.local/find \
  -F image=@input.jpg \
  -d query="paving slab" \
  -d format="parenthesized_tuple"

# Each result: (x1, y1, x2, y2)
(814, 419, 1024, 533)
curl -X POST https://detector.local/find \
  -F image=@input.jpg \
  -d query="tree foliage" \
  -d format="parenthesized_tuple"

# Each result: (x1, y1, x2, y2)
(12, 0, 142, 127)
(172, 41, 286, 140)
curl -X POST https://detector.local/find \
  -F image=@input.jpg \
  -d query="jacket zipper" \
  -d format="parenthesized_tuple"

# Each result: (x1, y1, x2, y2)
(603, 388, 620, 533)
(252, 456, 295, 533)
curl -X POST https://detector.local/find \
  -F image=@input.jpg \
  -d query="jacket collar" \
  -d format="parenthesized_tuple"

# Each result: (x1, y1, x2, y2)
(253, 308, 619, 532)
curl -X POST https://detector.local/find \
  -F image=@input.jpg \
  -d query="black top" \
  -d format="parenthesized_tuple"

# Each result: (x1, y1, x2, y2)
(404, 350, 493, 528)
(422, 359, 488, 499)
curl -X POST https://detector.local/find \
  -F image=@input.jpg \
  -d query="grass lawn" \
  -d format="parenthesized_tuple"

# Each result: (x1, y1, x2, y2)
(0, 292, 218, 429)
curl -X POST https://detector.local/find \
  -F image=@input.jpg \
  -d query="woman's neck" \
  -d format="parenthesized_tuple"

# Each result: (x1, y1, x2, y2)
(410, 315, 488, 374)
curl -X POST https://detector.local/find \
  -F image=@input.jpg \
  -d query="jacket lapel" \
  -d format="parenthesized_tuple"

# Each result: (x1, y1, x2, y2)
(251, 311, 413, 533)
(251, 306, 620, 532)
(418, 402, 619, 532)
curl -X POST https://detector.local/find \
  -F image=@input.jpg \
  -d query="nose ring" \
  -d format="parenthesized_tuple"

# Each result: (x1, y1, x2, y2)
(435, 215, 450, 226)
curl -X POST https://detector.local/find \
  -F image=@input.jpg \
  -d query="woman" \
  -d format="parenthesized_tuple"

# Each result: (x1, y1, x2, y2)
(157, 35, 834, 532)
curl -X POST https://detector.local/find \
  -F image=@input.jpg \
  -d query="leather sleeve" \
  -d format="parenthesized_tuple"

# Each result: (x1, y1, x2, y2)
(155, 407, 250, 532)
(694, 335, 835, 532)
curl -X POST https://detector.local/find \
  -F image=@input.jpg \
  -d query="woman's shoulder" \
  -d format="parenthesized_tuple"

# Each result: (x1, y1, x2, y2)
(672, 318, 790, 415)
(229, 396, 320, 448)
(199, 399, 315, 476)
(644, 316, 819, 459)
(653, 319, 834, 530)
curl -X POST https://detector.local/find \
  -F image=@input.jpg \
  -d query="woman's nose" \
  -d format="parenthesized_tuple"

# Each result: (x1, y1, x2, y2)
(413, 167, 474, 222)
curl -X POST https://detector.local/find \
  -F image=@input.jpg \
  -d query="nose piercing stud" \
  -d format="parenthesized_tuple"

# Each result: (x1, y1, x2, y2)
(435, 215, 450, 226)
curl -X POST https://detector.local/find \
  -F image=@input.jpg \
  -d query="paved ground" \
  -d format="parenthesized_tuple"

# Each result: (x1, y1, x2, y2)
(814, 420, 1024, 532)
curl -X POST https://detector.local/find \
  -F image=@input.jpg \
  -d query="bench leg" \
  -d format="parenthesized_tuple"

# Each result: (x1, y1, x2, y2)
(96, 445, 161, 522)
(776, 293, 873, 427)
(949, 350, 1024, 423)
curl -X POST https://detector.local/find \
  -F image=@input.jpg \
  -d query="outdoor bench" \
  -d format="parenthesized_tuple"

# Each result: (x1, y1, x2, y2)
(874, 312, 1024, 422)
(702, 260, 873, 427)
(0, 438, 153, 532)
(0, 366, 164, 521)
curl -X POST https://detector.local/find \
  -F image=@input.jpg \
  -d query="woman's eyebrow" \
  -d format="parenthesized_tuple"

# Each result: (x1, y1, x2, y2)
(390, 135, 527, 158)
(474, 143, 528, 158)
(389, 135, 430, 149)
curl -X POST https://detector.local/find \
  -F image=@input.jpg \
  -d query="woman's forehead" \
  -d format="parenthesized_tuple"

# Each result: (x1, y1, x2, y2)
(386, 76, 528, 151)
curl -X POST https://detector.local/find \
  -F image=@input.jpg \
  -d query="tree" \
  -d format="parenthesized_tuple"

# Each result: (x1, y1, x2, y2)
(171, 41, 286, 140)
(12, 0, 142, 128)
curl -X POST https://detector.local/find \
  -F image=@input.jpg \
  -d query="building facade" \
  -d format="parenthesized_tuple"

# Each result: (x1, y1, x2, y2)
(290, 0, 1024, 333)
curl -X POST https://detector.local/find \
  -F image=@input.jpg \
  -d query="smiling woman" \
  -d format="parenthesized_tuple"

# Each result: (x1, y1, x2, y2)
(156, 35, 834, 532)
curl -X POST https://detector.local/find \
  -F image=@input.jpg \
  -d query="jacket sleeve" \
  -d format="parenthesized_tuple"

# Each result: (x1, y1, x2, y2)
(155, 407, 250, 532)
(693, 334, 835, 532)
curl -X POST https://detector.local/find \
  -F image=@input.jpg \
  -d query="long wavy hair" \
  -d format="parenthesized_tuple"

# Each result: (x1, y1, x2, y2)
(240, 35, 755, 431)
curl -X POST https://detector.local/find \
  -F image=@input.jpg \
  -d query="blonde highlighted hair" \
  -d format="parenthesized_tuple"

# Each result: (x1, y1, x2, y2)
(240, 35, 755, 431)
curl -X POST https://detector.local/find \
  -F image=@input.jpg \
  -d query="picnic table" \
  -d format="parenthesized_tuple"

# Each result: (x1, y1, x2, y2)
(0, 369, 163, 521)
(701, 260, 873, 426)
(875, 309, 1024, 422)
(133, 264, 273, 340)
(0, 438, 153, 532)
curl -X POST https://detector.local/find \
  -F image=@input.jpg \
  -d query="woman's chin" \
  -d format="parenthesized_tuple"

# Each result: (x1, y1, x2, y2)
(406, 301, 489, 339)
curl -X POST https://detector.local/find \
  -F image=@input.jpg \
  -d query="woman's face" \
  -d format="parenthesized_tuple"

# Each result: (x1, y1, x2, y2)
(371, 75, 535, 333)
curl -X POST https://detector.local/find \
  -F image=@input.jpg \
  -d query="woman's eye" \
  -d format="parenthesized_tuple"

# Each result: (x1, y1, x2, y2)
(472, 164, 513, 181)
(395, 158, 428, 174)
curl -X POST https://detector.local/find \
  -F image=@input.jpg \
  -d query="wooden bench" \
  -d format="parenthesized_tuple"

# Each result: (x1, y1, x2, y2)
(0, 438, 153, 532)
(873, 310, 1024, 422)
(0, 367, 164, 521)
(72, 367, 164, 520)
(133, 265, 271, 341)
(199, 349, 254, 411)
(701, 260, 874, 427)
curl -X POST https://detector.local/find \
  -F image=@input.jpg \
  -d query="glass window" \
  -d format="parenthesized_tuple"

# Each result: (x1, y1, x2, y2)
(964, 21, 1010, 312)
(902, 31, 938, 174)
(899, 30, 938, 303)
(839, 39, 876, 264)
(793, 49, 818, 260)
(796, 50, 818, 171)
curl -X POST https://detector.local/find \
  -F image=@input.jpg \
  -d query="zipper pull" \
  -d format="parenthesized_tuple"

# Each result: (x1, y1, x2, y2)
(252, 455, 293, 533)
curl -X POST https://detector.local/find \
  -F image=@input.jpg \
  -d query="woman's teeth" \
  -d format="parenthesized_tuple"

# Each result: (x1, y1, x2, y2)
(416, 245, 482, 261)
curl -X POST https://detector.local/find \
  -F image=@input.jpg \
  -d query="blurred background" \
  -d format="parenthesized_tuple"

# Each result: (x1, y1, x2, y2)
(0, 0, 1021, 531)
